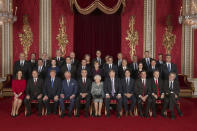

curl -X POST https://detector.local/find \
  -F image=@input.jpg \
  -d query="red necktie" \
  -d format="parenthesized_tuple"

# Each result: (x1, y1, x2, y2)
(155, 80, 160, 97)
(142, 80, 145, 96)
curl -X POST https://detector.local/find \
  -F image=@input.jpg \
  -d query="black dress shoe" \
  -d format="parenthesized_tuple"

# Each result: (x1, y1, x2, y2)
(106, 113, 110, 118)
(46, 112, 51, 116)
(178, 112, 183, 117)
(171, 116, 175, 120)
(75, 114, 80, 118)
(68, 112, 72, 118)
(139, 113, 143, 117)
(26, 112, 32, 117)
(60, 113, 65, 118)
(116, 113, 121, 118)
(161, 113, 167, 118)
(85, 114, 89, 118)
(54, 111, 57, 115)
(38, 113, 42, 117)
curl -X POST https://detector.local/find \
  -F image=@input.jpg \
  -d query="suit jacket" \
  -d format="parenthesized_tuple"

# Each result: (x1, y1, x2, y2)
(13, 60, 31, 79)
(141, 58, 152, 71)
(121, 77, 135, 94)
(61, 79, 78, 97)
(54, 57, 65, 68)
(163, 80, 180, 96)
(103, 64, 118, 78)
(71, 58, 80, 68)
(130, 62, 139, 79)
(34, 66, 47, 79)
(104, 78, 122, 96)
(91, 68, 104, 79)
(115, 59, 123, 67)
(28, 60, 37, 71)
(42, 59, 51, 68)
(26, 78, 43, 98)
(77, 78, 91, 95)
(61, 64, 77, 79)
(76, 65, 91, 79)
(118, 65, 132, 78)
(92, 58, 105, 68)
(162, 63, 177, 80)
(150, 78, 164, 95)
(43, 77, 62, 97)
(134, 79, 151, 97)
(147, 66, 159, 78)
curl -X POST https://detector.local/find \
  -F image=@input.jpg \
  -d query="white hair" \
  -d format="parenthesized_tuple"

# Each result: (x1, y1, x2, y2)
(94, 75, 101, 81)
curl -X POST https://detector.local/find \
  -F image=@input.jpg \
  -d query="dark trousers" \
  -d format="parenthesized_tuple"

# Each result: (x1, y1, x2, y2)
(123, 95, 136, 112)
(105, 95, 122, 114)
(137, 96, 152, 116)
(75, 95, 90, 115)
(43, 96, 58, 113)
(151, 96, 163, 117)
(161, 94, 181, 116)
(59, 96, 75, 114)
(24, 97, 42, 114)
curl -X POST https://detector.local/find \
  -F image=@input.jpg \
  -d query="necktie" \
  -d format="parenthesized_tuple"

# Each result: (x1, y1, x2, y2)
(44, 61, 46, 67)
(126, 78, 129, 86)
(134, 63, 136, 70)
(51, 79, 54, 88)
(170, 81, 173, 91)
(155, 80, 160, 97)
(34, 79, 37, 85)
(20, 61, 24, 66)
(142, 80, 145, 96)
(83, 78, 86, 85)
(109, 64, 112, 69)
(111, 79, 115, 96)
(68, 64, 71, 71)
(146, 59, 150, 66)
(167, 64, 171, 72)
(67, 80, 70, 86)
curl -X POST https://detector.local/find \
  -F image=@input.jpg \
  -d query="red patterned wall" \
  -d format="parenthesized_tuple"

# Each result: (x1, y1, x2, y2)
(194, 30, 197, 78)
(0, 26, 2, 77)
(155, 0, 182, 73)
(121, 0, 144, 62)
(13, 0, 40, 61)
(51, 0, 74, 58)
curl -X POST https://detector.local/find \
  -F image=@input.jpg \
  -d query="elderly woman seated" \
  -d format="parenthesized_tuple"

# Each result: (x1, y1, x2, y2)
(91, 75, 104, 117)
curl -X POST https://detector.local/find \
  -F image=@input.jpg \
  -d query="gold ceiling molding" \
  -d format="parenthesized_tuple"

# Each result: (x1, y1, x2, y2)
(162, 15, 176, 55)
(69, 0, 126, 15)
(19, 15, 33, 58)
(125, 16, 139, 61)
(56, 16, 69, 56)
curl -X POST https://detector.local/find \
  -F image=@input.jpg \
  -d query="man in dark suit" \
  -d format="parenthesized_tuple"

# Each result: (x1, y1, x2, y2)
(134, 70, 152, 117)
(75, 69, 91, 118)
(162, 54, 177, 80)
(118, 59, 131, 79)
(59, 71, 78, 118)
(130, 55, 138, 79)
(161, 72, 183, 120)
(156, 53, 165, 71)
(150, 70, 164, 117)
(24, 70, 44, 117)
(41, 52, 51, 68)
(13, 52, 31, 79)
(121, 69, 136, 117)
(70, 52, 80, 68)
(34, 59, 47, 79)
(103, 56, 118, 78)
(92, 50, 105, 68)
(54, 50, 65, 68)
(61, 56, 77, 79)
(77, 59, 91, 79)
(147, 59, 159, 78)
(104, 70, 122, 118)
(115, 53, 123, 67)
(141, 51, 152, 71)
(43, 70, 62, 115)
(28, 53, 37, 72)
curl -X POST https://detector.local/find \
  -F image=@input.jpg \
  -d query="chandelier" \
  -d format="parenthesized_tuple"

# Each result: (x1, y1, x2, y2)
(0, 0, 17, 25)
(179, 0, 197, 28)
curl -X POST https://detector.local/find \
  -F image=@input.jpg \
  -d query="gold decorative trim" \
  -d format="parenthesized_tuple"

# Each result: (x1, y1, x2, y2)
(19, 15, 33, 58)
(125, 16, 139, 61)
(69, 0, 126, 15)
(143, 0, 147, 56)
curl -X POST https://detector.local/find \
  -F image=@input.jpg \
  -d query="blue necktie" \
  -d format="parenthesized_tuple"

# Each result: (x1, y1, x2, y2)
(167, 64, 171, 72)
(51, 79, 54, 88)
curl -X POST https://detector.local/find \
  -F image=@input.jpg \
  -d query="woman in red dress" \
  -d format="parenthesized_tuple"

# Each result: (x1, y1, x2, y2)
(11, 70, 26, 117)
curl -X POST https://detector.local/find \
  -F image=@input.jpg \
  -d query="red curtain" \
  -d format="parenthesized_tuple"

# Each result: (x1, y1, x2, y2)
(13, 0, 40, 61)
(121, 0, 144, 62)
(194, 30, 197, 78)
(74, 9, 121, 60)
(51, 0, 74, 57)
(156, 0, 182, 73)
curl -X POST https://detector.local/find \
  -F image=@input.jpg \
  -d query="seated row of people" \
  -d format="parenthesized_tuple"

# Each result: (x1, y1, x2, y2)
(13, 50, 177, 82)
(11, 67, 182, 120)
